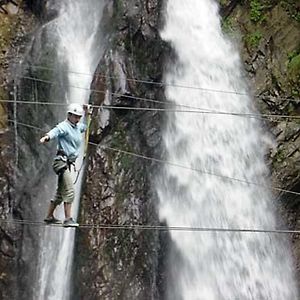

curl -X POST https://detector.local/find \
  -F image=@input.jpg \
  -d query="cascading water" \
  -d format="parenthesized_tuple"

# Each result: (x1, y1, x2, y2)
(33, 1, 104, 299)
(158, 1, 298, 299)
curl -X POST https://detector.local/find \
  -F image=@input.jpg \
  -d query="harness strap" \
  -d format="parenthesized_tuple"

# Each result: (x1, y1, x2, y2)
(56, 150, 76, 171)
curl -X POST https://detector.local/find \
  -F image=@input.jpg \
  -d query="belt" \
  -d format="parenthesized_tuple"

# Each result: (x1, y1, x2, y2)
(56, 150, 76, 168)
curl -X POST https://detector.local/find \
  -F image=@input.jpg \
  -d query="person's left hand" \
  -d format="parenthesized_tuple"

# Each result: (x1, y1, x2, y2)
(83, 104, 92, 115)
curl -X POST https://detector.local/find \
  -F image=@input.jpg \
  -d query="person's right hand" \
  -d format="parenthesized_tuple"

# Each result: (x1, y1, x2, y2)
(40, 135, 50, 144)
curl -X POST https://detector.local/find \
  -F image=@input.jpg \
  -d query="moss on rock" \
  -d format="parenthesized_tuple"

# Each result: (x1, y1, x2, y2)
(244, 30, 262, 49)
(288, 53, 300, 81)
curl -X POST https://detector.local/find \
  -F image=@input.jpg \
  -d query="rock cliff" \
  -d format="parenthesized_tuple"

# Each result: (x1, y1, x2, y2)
(0, 1, 37, 299)
(0, 0, 300, 299)
(222, 0, 300, 188)
(74, 1, 169, 298)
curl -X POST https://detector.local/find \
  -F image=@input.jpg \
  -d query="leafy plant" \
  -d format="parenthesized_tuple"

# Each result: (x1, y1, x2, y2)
(250, 0, 266, 23)
(286, 51, 300, 95)
(245, 31, 262, 48)
(221, 17, 234, 34)
(288, 54, 300, 79)
(287, 50, 298, 61)
(280, 0, 300, 22)
(219, 0, 230, 5)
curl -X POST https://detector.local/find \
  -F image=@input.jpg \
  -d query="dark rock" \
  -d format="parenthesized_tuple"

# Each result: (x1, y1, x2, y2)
(24, 0, 58, 22)
(219, 0, 241, 18)
(74, 0, 168, 299)
(1, 0, 300, 298)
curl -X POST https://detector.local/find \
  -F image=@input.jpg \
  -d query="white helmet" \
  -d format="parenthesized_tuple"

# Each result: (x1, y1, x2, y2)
(67, 103, 84, 116)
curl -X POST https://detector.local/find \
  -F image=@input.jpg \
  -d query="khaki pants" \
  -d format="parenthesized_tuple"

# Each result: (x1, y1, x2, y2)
(52, 159, 74, 205)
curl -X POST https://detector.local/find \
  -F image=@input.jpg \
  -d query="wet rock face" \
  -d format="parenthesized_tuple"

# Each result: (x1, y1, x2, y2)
(0, 1, 64, 299)
(77, 1, 300, 297)
(25, 0, 58, 21)
(0, 2, 40, 299)
(74, 0, 169, 299)
(220, 1, 300, 191)
(0, 131, 16, 300)
(0, 0, 299, 298)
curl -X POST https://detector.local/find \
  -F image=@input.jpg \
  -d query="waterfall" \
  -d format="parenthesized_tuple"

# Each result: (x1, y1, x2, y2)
(157, 1, 298, 299)
(33, 1, 104, 299)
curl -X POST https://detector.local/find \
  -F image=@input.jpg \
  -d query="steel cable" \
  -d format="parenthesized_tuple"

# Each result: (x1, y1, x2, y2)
(4, 118, 300, 197)
(0, 218, 299, 234)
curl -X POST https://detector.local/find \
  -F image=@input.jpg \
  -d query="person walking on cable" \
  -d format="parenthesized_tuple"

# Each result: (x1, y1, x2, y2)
(40, 103, 89, 227)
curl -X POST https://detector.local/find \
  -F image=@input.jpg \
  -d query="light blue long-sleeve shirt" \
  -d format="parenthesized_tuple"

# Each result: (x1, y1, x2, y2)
(47, 119, 87, 161)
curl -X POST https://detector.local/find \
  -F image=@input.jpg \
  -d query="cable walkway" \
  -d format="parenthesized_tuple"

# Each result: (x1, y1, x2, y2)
(0, 218, 299, 234)
(4, 118, 300, 197)
(16, 74, 300, 112)
(0, 77, 298, 235)
(1, 98, 300, 122)
(2, 73, 298, 123)
(12, 63, 300, 103)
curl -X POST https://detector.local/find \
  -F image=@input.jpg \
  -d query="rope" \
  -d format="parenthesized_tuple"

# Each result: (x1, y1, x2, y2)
(1, 98, 300, 122)
(0, 218, 299, 234)
(17, 75, 300, 107)
(91, 143, 300, 197)
(84, 115, 92, 155)
(73, 114, 92, 184)
(14, 63, 300, 103)
(5, 118, 300, 197)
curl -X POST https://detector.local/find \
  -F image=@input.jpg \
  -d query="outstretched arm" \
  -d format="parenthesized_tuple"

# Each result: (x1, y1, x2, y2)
(40, 122, 67, 144)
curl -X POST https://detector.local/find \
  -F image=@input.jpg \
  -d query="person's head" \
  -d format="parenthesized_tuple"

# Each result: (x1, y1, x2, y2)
(67, 103, 83, 124)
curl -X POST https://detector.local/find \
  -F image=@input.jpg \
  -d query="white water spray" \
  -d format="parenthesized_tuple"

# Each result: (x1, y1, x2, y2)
(34, 1, 104, 299)
(158, 1, 298, 299)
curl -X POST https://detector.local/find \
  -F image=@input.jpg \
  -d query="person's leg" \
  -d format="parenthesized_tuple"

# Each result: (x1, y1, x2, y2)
(46, 201, 57, 218)
(61, 168, 74, 219)
(61, 169, 79, 226)
(44, 174, 63, 221)
(64, 202, 72, 219)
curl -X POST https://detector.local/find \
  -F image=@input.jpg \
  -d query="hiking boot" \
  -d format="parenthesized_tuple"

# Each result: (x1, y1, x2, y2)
(44, 216, 61, 224)
(63, 218, 79, 227)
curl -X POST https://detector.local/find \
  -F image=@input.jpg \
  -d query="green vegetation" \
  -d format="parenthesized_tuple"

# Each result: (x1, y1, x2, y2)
(0, 78, 8, 128)
(280, 0, 300, 22)
(287, 51, 300, 97)
(221, 17, 234, 34)
(219, 0, 230, 5)
(245, 31, 262, 48)
(110, 125, 128, 149)
(0, 16, 16, 61)
(288, 50, 299, 61)
(0, 15, 18, 130)
(288, 54, 300, 70)
(291, 12, 300, 22)
(250, 0, 266, 23)
(291, 88, 300, 97)
(112, 0, 126, 31)
(120, 154, 133, 171)
(288, 51, 300, 72)
(109, 122, 135, 173)
(114, 0, 124, 12)
(274, 148, 286, 163)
